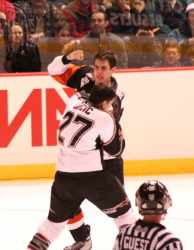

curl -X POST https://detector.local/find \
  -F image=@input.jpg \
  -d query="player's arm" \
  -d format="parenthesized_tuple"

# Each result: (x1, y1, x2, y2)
(47, 50, 84, 87)
(101, 114, 125, 157)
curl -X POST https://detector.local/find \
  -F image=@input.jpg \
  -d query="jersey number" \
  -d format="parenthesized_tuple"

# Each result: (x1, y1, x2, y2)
(58, 111, 93, 147)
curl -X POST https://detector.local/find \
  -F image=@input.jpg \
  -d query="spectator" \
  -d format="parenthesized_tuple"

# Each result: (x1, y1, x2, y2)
(64, 11, 128, 67)
(55, 23, 72, 46)
(52, 1, 67, 26)
(62, 0, 99, 38)
(128, 0, 171, 37)
(0, 0, 16, 23)
(126, 35, 161, 67)
(169, 2, 194, 41)
(12, 1, 29, 38)
(15, 0, 57, 43)
(157, 0, 186, 31)
(3, 23, 41, 72)
(153, 38, 183, 67)
(183, 2, 194, 40)
(182, 40, 194, 65)
(105, 0, 132, 36)
(43, 23, 72, 57)
(0, 0, 16, 36)
(113, 180, 183, 250)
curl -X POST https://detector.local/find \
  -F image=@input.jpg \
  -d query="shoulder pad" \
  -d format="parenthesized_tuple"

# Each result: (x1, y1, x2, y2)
(80, 74, 92, 88)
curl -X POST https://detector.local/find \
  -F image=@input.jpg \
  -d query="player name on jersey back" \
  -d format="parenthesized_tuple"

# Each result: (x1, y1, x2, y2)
(57, 95, 115, 173)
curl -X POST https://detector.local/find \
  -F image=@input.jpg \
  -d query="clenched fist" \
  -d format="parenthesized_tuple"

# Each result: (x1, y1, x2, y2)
(66, 50, 84, 61)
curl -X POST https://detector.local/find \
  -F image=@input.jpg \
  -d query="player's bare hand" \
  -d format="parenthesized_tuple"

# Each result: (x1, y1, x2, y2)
(62, 40, 76, 54)
(67, 50, 84, 61)
(62, 40, 81, 55)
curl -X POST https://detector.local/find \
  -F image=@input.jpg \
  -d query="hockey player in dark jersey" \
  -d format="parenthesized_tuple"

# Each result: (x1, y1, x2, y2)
(113, 180, 184, 250)
(26, 86, 135, 250)
(48, 50, 127, 249)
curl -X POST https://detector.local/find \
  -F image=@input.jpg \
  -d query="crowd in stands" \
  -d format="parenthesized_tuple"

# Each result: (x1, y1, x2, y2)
(0, 0, 194, 72)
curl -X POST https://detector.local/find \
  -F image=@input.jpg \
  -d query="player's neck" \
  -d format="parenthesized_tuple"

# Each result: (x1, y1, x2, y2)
(143, 215, 163, 224)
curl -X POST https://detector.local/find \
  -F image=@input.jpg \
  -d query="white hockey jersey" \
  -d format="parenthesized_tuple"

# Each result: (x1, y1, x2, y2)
(56, 93, 122, 173)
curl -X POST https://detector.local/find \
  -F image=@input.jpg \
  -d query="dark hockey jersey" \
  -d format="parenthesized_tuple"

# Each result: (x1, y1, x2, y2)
(113, 219, 183, 250)
(47, 55, 124, 122)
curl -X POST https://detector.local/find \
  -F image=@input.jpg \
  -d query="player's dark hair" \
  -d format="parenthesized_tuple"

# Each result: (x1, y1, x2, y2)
(93, 51, 117, 68)
(89, 85, 116, 107)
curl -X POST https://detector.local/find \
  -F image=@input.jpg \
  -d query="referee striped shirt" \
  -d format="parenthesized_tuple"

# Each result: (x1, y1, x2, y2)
(113, 219, 183, 250)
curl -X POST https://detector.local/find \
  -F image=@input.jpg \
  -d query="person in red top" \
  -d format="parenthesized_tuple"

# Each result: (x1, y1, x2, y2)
(0, 0, 16, 35)
(63, 0, 99, 37)
(0, 0, 16, 22)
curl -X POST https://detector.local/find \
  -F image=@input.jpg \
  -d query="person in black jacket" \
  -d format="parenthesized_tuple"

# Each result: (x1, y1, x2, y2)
(3, 23, 41, 72)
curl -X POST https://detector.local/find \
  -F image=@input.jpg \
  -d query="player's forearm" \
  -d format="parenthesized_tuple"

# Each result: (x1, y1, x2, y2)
(47, 55, 71, 76)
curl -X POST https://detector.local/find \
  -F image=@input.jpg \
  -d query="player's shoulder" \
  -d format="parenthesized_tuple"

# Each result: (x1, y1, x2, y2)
(93, 107, 114, 123)
(74, 65, 93, 88)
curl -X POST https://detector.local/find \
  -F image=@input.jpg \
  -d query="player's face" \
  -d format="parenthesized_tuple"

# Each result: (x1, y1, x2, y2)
(93, 59, 113, 86)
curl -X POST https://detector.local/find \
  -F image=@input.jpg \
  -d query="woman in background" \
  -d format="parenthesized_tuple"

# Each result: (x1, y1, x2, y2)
(3, 22, 41, 72)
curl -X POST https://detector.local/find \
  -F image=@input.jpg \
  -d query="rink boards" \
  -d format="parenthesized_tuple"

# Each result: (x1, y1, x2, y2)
(1, 159, 194, 180)
(0, 68, 194, 180)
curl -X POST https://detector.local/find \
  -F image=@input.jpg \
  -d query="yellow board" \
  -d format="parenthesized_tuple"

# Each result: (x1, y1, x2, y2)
(0, 158, 194, 180)
(0, 164, 56, 180)
(124, 158, 194, 176)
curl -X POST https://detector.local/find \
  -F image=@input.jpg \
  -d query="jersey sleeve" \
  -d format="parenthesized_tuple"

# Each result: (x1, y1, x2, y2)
(101, 114, 125, 157)
(47, 55, 81, 85)
(47, 55, 93, 92)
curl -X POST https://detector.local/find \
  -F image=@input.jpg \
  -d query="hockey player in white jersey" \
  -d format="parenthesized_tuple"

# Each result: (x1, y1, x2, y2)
(26, 85, 135, 250)
(113, 180, 183, 250)
(48, 50, 127, 249)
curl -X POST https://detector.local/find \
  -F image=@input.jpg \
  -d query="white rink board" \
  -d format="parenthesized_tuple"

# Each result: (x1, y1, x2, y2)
(0, 69, 194, 168)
